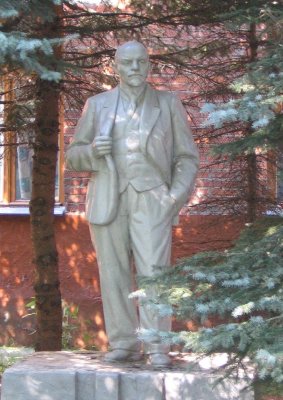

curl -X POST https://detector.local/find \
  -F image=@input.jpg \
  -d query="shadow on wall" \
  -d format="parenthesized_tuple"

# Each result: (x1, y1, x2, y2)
(0, 215, 107, 350)
(56, 215, 107, 350)
(0, 214, 245, 349)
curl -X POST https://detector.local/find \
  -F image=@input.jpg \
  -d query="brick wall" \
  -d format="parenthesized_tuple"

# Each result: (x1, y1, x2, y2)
(0, 214, 245, 349)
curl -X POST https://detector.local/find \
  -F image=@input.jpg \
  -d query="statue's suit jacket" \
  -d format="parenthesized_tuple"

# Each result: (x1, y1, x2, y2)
(66, 84, 199, 225)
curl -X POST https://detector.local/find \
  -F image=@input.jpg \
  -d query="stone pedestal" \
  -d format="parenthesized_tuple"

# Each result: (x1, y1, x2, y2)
(1, 351, 254, 400)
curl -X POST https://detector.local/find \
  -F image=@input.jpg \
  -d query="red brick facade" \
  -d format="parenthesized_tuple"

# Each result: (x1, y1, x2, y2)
(0, 214, 245, 349)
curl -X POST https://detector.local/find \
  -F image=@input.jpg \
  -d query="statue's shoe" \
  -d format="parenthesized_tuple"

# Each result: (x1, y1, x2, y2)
(104, 349, 143, 362)
(148, 353, 172, 367)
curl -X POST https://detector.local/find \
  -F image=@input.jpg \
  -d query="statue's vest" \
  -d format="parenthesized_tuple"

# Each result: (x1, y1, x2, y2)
(112, 96, 164, 194)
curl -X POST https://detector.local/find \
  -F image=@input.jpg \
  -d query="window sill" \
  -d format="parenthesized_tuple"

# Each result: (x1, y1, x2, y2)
(0, 205, 66, 216)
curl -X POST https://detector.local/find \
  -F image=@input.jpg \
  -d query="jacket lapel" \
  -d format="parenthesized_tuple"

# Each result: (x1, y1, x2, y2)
(99, 86, 119, 137)
(139, 85, 160, 152)
(98, 84, 160, 148)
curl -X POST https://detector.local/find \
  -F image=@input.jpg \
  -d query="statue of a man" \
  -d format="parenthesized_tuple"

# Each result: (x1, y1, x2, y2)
(66, 41, 199, 366)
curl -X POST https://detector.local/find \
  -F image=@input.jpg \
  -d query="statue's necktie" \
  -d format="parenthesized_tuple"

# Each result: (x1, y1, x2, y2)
(127, 99, 137, 117)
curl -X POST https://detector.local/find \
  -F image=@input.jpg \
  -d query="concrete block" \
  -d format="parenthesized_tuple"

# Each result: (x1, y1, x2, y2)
(77, 370, 96, 400)
(164, 372, 253, 400)
(0, 352, 254, 400)
(1, 369, 76, 400)
(135, 372, 164, 400)
(119, 372, 136, 400)
(120, 371, 164, 400)
(95, 371, 119, 400)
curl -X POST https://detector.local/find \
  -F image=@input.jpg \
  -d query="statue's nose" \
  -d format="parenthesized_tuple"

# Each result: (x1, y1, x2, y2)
(131, 60, 139, 70)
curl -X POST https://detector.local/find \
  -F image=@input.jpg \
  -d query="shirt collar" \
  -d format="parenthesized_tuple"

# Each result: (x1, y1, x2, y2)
(119, 83, 147, 106)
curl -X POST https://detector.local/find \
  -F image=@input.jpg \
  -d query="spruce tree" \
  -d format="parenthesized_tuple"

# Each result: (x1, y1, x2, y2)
(138, 218, 283, 384)
(1, 0, 67, 350)
(0, 0, 65, 79)
(201, 3, 283, 218)
(137, 2, 283, 385)
(128, 0, 282, 220)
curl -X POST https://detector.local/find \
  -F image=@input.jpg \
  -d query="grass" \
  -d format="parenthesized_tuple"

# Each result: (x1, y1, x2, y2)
(0, 346, 34, 374)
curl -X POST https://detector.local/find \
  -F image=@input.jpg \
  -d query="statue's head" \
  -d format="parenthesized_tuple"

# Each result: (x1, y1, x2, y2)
(114, 41, 150, 88)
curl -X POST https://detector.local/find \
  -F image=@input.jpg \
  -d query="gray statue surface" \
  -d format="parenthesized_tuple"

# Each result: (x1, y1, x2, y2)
(66, 41, 199, 366)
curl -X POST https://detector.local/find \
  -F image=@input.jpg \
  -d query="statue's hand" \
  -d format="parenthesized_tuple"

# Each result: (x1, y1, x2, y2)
(92, 137, 112, 158)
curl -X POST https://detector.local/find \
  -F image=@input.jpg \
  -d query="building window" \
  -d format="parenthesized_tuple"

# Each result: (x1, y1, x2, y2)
(15, 144, 33, 200)
(0, 80, 63, 207)
(0, 136, 61, 205)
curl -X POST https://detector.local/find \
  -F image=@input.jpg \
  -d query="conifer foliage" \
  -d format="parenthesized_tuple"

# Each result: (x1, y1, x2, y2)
(138, 2, 283, 384)
(139, 218, 283, 383)
(0, 0, 65, 80)
(206, 7, 283, 151)
(200, 3, 283, 219)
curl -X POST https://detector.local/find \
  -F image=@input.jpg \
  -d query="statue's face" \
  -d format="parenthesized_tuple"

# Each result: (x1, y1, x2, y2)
(115, 43, 150, 87)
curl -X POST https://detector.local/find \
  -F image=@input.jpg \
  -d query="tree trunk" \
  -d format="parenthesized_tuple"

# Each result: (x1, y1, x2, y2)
(30, 78, 62, 351)
(246, 151, 258, 222)
(245, 22, 259, 222)
(29, 7, 63, 351)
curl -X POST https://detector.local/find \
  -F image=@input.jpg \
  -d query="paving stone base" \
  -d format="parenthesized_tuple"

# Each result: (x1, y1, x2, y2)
(1, 351, 254, 400)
